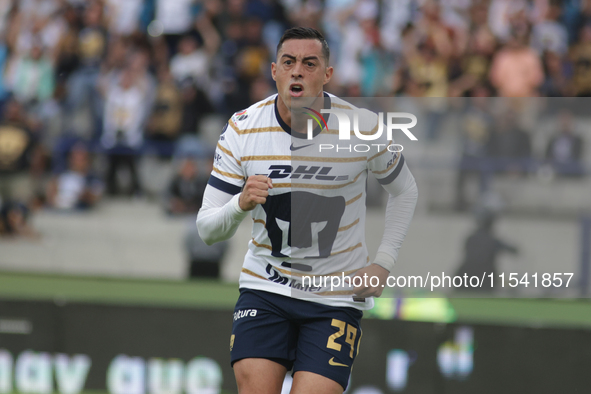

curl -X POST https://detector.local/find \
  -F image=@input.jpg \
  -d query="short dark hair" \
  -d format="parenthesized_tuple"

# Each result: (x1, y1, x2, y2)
(276, 27, 330, 65)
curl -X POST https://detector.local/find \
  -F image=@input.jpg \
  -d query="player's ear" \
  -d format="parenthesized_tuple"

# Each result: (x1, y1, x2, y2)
(271, 62, 277, 81)
(323, 66, 333, 85)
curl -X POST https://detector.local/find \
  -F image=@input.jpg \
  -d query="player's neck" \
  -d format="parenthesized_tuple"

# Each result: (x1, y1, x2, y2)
(276, 92, 325, 132)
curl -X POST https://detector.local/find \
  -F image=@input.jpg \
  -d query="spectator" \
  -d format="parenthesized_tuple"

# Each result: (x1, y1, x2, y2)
(179, 77, 215, 135)
(455, 90, 494, 211)
(170, 32, 217, 92)
(101, 67, 145, 195)
(450, 25, 497, 97)
(6, 0, 65, 62)
(530, 0, 569, 56)
(54, 4, 82, 85)
(489, 33, 544, 96)
(65, 0, 108, 134)
(249, 75, 273, 104)
(407, 42, 449, 98)
(0, 99, 38, 205)
(165, 157, 209, 215)
(336, 1, 385, 95)
(155, 0, 196, 55)
(487, 110, 532, 174)
(570, 23, 591, 96)
(145, 65, 182, 142)
(415, 0, 455, 59)
(0, 200, 38, 238)
(545, 111, 584, 176)
(488, 0, 527, 42)
(406, 42, 449, 139)
(9, 41, 55, 106)
(0, 0, 14, 38)
(74, 1, 108, 73)
(455, 210, 518, 292)
(46, 142, 103, 210)
(236, 18, 268, 82)
(572, 0, 591, 43)
(97, 36, 130, 100)
(541, 51, 569, 97)
(126, 47, 157, 122)
(105, 0, 143, 36)
(0, 39, 10, 103)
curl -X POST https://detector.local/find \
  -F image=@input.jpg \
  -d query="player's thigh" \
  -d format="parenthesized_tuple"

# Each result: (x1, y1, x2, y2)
(230, 290, 298, 365)
(293, 306, 363, 391)
(290, 370, 343, 394)
(234, 358, 287, 394)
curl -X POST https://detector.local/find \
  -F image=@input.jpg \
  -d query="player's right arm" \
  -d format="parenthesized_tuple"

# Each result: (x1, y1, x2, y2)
(196, 119, 272, 245)
(197, 175, 272, 245)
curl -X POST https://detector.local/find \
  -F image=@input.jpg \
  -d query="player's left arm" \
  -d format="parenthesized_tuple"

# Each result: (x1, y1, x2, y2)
(354, 153, 418, 297)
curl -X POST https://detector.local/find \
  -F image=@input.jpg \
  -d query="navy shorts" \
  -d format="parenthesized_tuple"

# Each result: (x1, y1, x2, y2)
(230, 288, 363, 390)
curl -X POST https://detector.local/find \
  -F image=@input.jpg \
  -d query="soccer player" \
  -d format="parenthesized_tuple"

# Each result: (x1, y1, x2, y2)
(197, 27, 418, 394)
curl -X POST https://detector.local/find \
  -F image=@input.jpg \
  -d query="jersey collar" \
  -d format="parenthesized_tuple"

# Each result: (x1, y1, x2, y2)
(274, 92, 331, 139)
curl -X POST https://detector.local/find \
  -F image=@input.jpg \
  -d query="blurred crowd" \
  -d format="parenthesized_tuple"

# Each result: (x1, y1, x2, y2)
(0, 0, 590, 237)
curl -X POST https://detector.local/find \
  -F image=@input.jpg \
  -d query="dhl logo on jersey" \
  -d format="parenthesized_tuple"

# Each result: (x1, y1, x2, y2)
(265, 165, 349, 181)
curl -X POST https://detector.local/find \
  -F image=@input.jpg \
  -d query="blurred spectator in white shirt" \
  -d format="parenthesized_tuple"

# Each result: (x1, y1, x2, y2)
(101, 67, 144, 195)
(380, 0, 414, 54)
(488, 0, 527, 42)
(6, 0, 67, 65)
(156, 0, 195, 35)
(46, 143, 103, 210)
(105, 0, 143, 36)
(170, 35, 210, 90)
(530, 1, 569, 55)
(101, 67, 145, 150)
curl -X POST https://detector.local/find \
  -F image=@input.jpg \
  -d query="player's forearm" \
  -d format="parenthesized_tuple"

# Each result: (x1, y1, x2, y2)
(196, 186, 249, 245)
(375, 165, 418, 272)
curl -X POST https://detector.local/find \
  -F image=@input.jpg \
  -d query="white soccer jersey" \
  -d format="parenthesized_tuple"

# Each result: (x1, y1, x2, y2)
(208, 93, 408, 310)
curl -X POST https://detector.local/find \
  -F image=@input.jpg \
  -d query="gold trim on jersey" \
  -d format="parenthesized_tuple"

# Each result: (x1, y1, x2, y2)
(228, 119, 284, 135)
(345, 193, 363, 206)
(239, 126, 284, 134)
(367, 140, 393, 162)
(228, 119, 240, 133)
(253, 218, 266, 226)
(241, 155, 291, 161)
(257, 100, 274, 108)
(331, 103, 353, 110)
(241, 268, 268, 281)
(217, 143, 241, 165)
(338, 219, 360, 232)
(213, 166, 243, 179)
(331, 242, 363, 256)
(251, 238, 273, 250)
(372, 152, 401, 175)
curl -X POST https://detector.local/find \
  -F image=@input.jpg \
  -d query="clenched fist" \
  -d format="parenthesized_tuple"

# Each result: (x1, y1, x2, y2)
(239, 175, 273, 211)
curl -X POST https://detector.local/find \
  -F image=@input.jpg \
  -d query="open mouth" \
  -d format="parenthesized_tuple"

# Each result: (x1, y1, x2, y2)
(290, 83, 304, 97)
